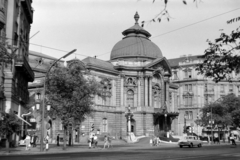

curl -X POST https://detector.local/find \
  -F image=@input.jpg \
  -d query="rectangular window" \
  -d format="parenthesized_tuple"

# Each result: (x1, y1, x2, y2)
(204, 95, 208, 104)
(220, 84, 224, 93)
(189, 111, 193, 120)
(229, 85, 233, 92)
(173, 71, 178, 80)
(185, 111, 189, 119)
(184, 96, 193, 107)
(102, 119, 108, 132)
(184, 69, 192, 79)
(184, 84, 192, 92)
(188, 70, 192, 78)
(185, 111, 193, 120)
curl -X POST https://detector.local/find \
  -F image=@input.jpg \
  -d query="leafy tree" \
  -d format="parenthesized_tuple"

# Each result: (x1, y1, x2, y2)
(0, 112, 21, 152)
(46, 64, 101, 150)
(198, 94, 240, 136)
(196, 26, 240, 82)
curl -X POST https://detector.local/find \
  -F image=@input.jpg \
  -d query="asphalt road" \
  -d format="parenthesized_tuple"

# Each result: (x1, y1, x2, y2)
(0, 144, 239, 160)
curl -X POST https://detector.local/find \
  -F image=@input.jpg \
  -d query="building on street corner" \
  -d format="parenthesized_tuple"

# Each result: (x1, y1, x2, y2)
(0, 0, 34, 147)
(168, 55, 240, 139)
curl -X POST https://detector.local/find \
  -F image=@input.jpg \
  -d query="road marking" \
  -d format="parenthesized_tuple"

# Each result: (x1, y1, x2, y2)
(221, 153, 240, 157)
(35, 157, 67, 160)
(163, 155, 216, 160)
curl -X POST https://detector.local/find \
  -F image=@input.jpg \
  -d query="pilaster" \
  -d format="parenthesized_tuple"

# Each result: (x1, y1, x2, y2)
(149, 76, 152, 107)
(144, 76, 148, 107)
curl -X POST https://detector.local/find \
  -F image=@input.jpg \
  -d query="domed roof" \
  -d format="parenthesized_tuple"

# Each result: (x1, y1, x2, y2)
(110, 12, 163, 60)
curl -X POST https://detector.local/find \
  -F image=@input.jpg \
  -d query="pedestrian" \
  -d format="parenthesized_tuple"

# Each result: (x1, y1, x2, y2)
(150, 138, 153, 147)
(108, 136, 112, 148)
(88, 134, 92, 149)
(30, 134, 34, 147)
(33, 133, 37, 147)
(230, 134, 237, 146)
(45, 133, 49, 151)
(91, 134, 94, 147)
(24, 134, 31, 150)
(93, 134, 98, 148)
(57, 134, 60, 146)
(103, 135, 109, 149)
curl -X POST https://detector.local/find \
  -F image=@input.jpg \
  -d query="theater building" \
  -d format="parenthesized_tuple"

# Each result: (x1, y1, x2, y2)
(78, 12, 179, 139)
(28, 13, 179, 143)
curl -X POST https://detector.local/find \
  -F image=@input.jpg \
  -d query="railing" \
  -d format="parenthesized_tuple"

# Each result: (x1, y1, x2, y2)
(15, 55, 34, 81)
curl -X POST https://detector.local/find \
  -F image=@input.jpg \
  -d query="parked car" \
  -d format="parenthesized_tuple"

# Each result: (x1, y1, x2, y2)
(178, 136, 202, 148)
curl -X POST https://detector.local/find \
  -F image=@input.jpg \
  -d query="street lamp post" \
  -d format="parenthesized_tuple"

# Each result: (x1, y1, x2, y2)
(125, 105, 133, 143)
(184, 114, 187, 134)
(164, 113, 167, 132)
(40, 49, 76, 152)
(209, 112, 214, 144)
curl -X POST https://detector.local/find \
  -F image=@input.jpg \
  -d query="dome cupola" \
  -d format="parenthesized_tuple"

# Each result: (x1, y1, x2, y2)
(110, 12, 163, 61)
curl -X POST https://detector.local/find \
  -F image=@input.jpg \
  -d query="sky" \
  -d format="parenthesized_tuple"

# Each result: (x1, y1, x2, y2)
(29, 0, 240, 62)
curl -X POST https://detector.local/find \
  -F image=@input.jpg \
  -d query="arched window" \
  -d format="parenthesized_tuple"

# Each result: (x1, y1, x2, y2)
(127, 90, 134, 107)
(153, 84, 161, 108)
(102, 118, 108, 132)
(100, 79, 112, 106)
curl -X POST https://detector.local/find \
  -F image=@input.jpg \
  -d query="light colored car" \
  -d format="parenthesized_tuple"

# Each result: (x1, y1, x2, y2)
(178, 136, 202, 148)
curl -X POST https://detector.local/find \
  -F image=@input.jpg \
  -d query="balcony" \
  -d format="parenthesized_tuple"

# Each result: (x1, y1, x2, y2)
(93, 104, 118, 112)
(15, 55, 34, 82)
(21, 0, 33, 24)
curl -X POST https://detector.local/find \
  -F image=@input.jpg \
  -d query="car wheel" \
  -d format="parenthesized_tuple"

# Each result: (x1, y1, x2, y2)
(180, 145, 183, 148)
(198, 144, 202, 148)
(188, 145, 191, 148)
(190, 143, 193, 148)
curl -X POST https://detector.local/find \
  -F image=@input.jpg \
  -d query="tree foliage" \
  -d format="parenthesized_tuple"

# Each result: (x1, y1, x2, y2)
(46, 64, 101, 129)
(45, 63, 101, 149)
(196, 26, 240, 82)
(0, 112, 21, 152)
(199, 94, 240, 129)
(141, 0, 201, 27)
(0, 112, 21, 137)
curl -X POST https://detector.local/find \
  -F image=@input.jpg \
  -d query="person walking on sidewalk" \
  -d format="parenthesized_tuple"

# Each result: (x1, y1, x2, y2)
(230, 133, 237, 146)
(93, 134, 98, 148)
(88, 133, 93, 149)
(45, 133, 50, 151)
(24, 134, 31, 150)
(32, 133, 38, 147)
(103, 135, 109, 149)
(57, 134, 60, 146)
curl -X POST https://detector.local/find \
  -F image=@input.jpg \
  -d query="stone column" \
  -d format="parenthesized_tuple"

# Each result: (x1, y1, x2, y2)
(164, 75, 170, 110)
(149, 77, 152, 107)
(120, 76, 124, 106)
(144, 76, 148, 107)
(138, 77, 141, 107)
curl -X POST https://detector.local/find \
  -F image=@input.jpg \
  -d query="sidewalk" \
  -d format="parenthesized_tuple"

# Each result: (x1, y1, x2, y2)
(0, 140, 237, 156)
(0, 140, 128, 156)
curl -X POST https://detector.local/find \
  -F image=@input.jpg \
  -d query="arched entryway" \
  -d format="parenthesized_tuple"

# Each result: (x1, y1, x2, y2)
(130, 119, 136, 133)
(126, 118, 136, 134)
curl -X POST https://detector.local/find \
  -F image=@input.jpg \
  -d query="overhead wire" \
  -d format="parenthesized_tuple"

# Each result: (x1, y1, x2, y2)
(2, 7, 239, 59)
(96, 7, 240, 57)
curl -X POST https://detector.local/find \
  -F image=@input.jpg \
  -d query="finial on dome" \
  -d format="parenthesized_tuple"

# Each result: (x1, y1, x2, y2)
(134, 12, 139, 24)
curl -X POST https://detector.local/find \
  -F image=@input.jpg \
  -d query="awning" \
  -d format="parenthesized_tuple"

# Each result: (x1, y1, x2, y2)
(16, 114, 31, 126)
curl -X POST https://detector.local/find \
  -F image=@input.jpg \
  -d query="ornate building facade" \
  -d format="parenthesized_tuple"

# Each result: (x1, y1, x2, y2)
(168, 55, 240, 138)
(28, 13, 179, 143)
(0, 0, 34, 146)
(77, 12, 179, 140)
